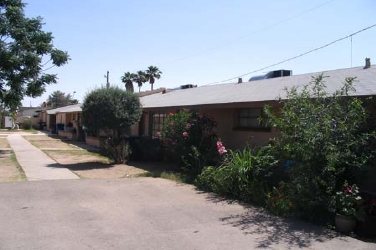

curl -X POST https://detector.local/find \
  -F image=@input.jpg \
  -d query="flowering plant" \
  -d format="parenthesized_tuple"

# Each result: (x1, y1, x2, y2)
(329, 181, 365, 220)
(216, 141, 227, 155)
(161, 109, 219, 176)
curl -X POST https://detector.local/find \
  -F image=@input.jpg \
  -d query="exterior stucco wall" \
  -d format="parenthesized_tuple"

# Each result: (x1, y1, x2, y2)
(200, 107, 280, 150)
(141, 102, 281, 150)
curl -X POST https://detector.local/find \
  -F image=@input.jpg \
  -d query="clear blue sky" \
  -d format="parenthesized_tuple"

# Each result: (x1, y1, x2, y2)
(22, 0, 376, 107)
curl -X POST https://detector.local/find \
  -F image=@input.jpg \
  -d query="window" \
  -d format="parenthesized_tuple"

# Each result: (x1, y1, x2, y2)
(151, 113, 166, 138)
(234, 108, 270, 130)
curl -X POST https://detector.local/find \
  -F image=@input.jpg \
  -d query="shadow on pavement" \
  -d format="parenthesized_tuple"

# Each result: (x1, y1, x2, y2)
(204, 192, 337, 249)
(47, 162, 115, 171)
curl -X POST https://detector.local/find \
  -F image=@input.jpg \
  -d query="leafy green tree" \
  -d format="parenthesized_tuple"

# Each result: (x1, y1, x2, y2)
(121, 72, 135, 92)
(46, 90, 77, 108)
(82, 86, 142, 163)
(0, 0, 70, 110)
(145, 66, 162, 91)
(133, 70, 147, 92)
(265, 75, 376, 221)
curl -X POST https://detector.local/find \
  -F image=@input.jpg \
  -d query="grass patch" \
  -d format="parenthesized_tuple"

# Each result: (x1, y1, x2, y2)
(0, 151, 26, 182)
(11, 153, 26, 180)
(129, 161, 189, 183)
(133, 167, 188, 183)
(160, 171, 187, 183)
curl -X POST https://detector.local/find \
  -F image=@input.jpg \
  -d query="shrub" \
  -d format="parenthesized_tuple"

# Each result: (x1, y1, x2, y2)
(21, 119, 32, 130)
(82, 86, 142, 163)
(265, 75, 376, 221)
(161, 109, 219, 177)
(128, 137, 163, 161)
(103, 136, 131, 163)
(195, 146, 280, 205)
(266, 183, 293, 217)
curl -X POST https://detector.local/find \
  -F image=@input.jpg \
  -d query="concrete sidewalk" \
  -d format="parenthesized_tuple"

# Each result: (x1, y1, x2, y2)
(7, 134, 79, 181)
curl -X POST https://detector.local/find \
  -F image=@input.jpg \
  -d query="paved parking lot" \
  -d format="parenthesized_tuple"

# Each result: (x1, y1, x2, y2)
(0, 178, 374, 250)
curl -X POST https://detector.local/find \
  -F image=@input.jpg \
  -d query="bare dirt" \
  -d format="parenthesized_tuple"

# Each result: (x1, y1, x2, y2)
(0, 137, 10, 148)
(44, 150, 147, 179)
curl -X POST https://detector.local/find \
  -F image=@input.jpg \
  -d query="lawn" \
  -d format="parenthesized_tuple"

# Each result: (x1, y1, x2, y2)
(0, 150, 26, 182)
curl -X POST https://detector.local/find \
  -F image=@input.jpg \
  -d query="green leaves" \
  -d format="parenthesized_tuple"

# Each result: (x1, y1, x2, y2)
(82, 86, 142, 136)
(265, 75, 376, 221)
(82, 87, 142, 163)
(0, 0, 69, 109)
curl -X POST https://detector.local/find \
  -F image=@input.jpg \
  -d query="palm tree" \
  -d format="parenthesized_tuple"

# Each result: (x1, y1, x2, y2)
(145, 66, 162, 91)
(121, 72, 136, 92)
(133, 71, 147, 92)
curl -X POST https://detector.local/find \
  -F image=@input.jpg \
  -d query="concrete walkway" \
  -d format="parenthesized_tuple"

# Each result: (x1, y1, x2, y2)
(7, 134, 79, 181)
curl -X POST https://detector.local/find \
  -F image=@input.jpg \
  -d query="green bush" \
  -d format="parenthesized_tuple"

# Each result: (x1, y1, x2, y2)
(266, 183, 293, 217)
(128, 137, 163, 161)
(196, 146, 280, 205)
(21, 119, 32, 130)
(161, 109, 219, 178)
(265, 75, 376, 221)
(82, 86, 142, 163)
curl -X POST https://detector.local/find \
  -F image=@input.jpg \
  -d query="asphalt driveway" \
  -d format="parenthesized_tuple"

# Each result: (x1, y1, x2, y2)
(0, 178, 374, 250)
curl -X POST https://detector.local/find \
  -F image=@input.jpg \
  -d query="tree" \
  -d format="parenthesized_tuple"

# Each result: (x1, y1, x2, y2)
(0, 0, 69, 110)
(82, 86, 142, 163)
(133, 71, 147, 92)
(46, 90, 78, 108)
(121, 72, 135, 93)
(145, 66, 162, 91)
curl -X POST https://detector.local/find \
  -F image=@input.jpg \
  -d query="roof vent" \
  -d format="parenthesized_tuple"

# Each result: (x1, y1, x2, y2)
(364, 58, 371, 69)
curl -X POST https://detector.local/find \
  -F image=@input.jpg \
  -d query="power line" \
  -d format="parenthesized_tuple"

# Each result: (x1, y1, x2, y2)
(162, 0, 337, 65)
(204, 23, 376, 86)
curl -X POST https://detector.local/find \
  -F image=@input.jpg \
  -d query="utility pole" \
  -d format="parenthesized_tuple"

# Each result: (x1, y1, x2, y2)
(105, 71, 110, 88)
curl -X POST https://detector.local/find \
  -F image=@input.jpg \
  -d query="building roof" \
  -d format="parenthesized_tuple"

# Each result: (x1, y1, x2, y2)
(46, 104, 82, 115)
(140, 65, 376, 109)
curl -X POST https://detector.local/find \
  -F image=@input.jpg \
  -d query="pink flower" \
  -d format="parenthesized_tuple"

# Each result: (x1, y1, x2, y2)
(217, 140, 227, 155)
(186, 123, 191, 129)
(169, 112, 174, 116)
(156, 131, 161, 136)
(218, 147, 227, 155)
(182, 131, 188, 137)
